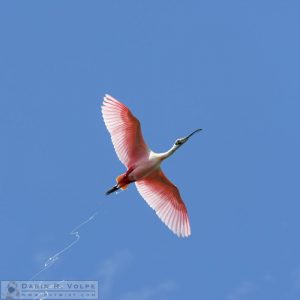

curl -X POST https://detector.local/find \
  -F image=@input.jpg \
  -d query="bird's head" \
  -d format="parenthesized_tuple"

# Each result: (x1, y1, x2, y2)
(173, 129, 202, 149)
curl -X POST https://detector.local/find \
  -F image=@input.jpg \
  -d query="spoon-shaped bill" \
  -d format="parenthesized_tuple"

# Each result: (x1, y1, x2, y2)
(185, 128, 202, 140)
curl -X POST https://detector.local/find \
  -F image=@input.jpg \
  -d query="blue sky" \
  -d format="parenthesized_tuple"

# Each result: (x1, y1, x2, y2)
(0, 1, 300, 299)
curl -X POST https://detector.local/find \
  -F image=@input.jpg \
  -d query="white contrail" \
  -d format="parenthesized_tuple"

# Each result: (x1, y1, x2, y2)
(30, 209, 100, 280)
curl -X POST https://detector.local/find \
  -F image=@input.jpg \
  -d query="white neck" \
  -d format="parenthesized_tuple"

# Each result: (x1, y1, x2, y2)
(158, 144, 180, 160)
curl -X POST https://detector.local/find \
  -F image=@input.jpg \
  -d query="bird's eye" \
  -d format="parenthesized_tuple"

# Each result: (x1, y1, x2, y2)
(175, 140, 182, 145)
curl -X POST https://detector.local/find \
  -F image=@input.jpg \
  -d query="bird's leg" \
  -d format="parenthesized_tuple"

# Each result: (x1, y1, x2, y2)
(125, 166, 134, 177)
(105, 167, 135, 195)
(105, 185, 120, 195)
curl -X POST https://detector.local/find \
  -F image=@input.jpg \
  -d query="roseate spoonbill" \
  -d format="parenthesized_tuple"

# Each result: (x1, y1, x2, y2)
(101, 94, 201, 237)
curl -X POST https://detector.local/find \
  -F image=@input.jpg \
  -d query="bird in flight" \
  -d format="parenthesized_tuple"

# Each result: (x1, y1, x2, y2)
(101, 94, 202, 237)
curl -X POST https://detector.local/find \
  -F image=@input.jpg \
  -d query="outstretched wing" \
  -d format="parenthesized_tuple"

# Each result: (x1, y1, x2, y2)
(135, 169, 191, 237)
(101, 94, 149, 168)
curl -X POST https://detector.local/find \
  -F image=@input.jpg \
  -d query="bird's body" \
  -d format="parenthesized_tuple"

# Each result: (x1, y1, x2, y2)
(101, 94, 201, 237)
(127, 152, 162, 181)
(118, 151, 169, 183)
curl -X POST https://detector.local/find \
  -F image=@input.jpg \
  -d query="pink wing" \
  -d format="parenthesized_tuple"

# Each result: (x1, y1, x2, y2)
(101, 94, 149, 168)
(135, 169, 191, 237)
